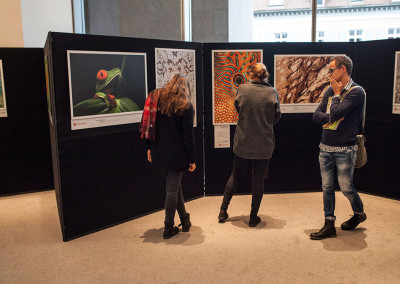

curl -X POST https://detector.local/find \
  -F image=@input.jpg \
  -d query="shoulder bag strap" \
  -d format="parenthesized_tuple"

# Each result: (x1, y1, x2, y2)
(347, 86, 367, 134)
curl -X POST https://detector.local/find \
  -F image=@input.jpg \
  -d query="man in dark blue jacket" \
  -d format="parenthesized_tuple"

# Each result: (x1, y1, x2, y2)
(310, 55, 367, 240)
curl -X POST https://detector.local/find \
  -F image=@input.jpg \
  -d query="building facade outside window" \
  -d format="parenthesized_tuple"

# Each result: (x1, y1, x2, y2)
(269, 0, 284, 7)
(275, 32, 288, 42)
(388, 27, 400, 38)
(349, 29, 363, 42)
(317, 31, 325, 42)
(254, 0, 400, 42)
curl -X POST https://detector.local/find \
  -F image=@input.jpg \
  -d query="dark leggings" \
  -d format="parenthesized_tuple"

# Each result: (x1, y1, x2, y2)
(221, 154, 269, 216)
(160, 169, 187, 226)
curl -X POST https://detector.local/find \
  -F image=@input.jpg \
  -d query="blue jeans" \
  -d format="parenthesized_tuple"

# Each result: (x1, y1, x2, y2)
(319, 149, 364, 220)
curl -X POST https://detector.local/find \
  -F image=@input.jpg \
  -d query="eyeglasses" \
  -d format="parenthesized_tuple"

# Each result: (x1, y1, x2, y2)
(328, 67, 340, 74)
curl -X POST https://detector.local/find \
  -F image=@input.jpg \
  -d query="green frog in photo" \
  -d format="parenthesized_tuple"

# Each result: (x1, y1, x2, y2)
(73, 58, 140, 116)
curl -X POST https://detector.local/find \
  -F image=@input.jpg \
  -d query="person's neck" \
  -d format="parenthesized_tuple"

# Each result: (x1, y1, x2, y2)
(340, 75, 351, 87)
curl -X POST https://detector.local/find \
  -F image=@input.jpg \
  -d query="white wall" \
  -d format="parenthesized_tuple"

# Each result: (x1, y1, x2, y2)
(21, 0, 73, 47)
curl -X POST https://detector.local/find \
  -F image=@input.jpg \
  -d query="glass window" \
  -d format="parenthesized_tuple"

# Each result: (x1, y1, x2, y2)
(388, 27, 400, 39)
(275, 32, 288, 42)
(317, 31, 325, 42)
(349, 29, 363, 42)
(317, 0, 324, 6)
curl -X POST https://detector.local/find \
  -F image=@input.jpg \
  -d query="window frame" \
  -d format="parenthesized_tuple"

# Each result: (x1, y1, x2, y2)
(348, 29, 363, 42)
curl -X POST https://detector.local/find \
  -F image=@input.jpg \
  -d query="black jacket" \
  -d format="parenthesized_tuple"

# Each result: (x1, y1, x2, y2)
(146, 104, 195, 171)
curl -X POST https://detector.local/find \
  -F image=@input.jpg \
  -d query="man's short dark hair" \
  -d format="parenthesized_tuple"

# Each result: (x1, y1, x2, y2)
(331, 55, 353, 76)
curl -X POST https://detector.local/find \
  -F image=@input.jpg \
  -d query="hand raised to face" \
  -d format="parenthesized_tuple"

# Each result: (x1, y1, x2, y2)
(329, 75, 343, 95)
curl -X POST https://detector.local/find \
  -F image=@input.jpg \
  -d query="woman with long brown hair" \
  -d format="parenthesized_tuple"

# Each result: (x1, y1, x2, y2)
(141, 73, 196, 239)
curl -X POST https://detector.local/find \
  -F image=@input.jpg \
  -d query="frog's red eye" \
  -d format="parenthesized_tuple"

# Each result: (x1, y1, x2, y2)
(97, 70, 107, 81)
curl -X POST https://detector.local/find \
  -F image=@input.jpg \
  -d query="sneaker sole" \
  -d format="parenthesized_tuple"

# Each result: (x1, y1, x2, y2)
(341, 214, 367, 230)
(310, 234, 337, 240)
(163, 233, 179, 239)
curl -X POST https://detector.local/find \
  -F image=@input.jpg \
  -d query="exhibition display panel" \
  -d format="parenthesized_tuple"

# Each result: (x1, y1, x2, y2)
(45, 33, 204, 241)
(0, 48, 53, 196)
(203, 40, 400, 199)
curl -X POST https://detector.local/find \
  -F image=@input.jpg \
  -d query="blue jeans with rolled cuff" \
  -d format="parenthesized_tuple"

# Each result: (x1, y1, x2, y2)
(319, 149, 364, 221)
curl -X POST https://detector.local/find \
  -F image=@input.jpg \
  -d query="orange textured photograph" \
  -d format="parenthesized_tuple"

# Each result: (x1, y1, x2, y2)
(213, 50, 262, 124)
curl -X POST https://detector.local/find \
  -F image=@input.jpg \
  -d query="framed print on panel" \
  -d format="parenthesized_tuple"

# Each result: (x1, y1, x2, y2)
(67, 50, 148, 130)
(212, 50, 263, 125)
(0, 60, 8, 118)
(393, 51, 400, 114)
(155, 48, 197, 126)
(274, 54, 345, 113)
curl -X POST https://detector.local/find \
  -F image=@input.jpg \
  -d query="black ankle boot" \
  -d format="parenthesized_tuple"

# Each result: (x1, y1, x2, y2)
(218, 209, 228, 223)
(310, 220, 336, 240)
(249, 214, 261, 227)
(341, 212, 367, 230)
(163, 222, 179, 239)
(179, 213, 191, 232)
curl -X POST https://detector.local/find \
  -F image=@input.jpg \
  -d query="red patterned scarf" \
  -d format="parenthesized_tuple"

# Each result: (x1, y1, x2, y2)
(140, 89, 161, 140)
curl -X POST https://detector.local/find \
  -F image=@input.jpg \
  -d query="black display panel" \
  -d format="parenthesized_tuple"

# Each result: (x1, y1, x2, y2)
(0, 48, 53, 196)
(352, 39, 400, 199)
(203, 40, 400, 200)
(46, 32, 204, 241)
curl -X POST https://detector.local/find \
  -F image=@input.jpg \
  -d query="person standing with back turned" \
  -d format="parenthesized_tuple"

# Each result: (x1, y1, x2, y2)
(141, 73, 196, 239)
(310, 55, 367, 240)
(218, 63, 281, 227)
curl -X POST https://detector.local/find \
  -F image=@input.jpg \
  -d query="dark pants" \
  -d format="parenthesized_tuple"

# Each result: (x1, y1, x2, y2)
(221, 154, 269, 216)
(160, 169, 187, 227)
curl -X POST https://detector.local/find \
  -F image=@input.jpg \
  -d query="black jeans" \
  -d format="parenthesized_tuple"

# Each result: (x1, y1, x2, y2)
(221, 154, 269, 216)
(160, 169, 187, 227)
